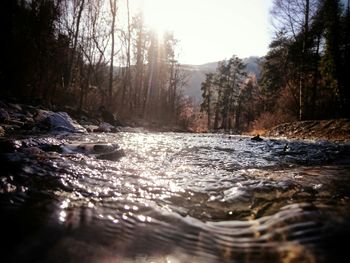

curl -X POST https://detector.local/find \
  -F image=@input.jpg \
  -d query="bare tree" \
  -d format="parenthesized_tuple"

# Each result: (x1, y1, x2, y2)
(67, 0, 85, 91)
(271, 0, 318, 120)
(131, 12, 147, 114)
(78, 0, 109, 111)
(108, 0, 117, 109)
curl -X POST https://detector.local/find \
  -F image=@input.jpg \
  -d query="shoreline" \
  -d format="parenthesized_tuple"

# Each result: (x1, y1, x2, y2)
(261, 119, 350, 143)
(1, 99, 349, 143)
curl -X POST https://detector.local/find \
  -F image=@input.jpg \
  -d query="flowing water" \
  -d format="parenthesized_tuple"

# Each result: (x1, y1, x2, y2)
(1, 132, 350, 263)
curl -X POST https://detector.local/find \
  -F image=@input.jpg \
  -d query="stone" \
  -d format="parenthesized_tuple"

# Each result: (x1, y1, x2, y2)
(96, 149, 125, 161)
(6, 119, 24, 127)
(60, 142, 125, 161)
(251, 134, 263, 142)
(8, 103, 22, 111)
(0, 126, 4, 137)
(2, 124, 20, 133)
(93, 143, 117, 153)
(94, 122, 115, 133)
(119, 126, 147, 133)
(21, 147, 44, 155)
(0, 108, 10, 123)
(83, 125, 99, 133)
(35, 110, 86, 133)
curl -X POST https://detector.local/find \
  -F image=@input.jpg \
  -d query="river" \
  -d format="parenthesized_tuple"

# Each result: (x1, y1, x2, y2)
(1, 132, 350, 262)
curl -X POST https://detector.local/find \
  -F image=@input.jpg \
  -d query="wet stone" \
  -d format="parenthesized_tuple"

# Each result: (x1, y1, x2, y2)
(0, 108, 10, 122)
(83, 125, 99, 133)
(8, 103, 22, 111)
(61, 142, 125, 161)
(96, 148, 125, 161)
(94, 122, 117, 133)
(21, 147, 44, 155)
(6, 119, 24, 127)
(93, 144, 116, 153)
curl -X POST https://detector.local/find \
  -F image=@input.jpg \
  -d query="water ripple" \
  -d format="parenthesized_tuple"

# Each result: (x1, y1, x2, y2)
(1, 132, 350, 262)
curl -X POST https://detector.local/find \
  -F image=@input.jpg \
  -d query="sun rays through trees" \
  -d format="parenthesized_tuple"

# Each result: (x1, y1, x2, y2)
(0, 0, 191, 129)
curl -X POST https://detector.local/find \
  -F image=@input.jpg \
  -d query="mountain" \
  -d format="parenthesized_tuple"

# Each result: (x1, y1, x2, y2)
(181, 56, 262, 103)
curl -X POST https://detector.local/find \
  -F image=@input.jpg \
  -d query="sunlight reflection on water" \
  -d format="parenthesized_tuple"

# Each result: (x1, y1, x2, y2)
(1, 132, 350, 262)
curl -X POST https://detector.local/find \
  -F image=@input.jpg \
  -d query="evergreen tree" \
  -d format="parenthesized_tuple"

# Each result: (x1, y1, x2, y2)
(200, 73, 214, 129)
(200, 55, 247, 131)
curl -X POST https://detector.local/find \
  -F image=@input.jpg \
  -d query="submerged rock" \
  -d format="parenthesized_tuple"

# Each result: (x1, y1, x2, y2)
(96, 148, 125, 161)
(61, 142, 125, 161)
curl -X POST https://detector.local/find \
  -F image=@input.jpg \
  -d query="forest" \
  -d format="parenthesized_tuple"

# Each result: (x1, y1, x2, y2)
(0, 0, 191, 129)
(201, 0, 350, 132)
(1, 0, 349, 132)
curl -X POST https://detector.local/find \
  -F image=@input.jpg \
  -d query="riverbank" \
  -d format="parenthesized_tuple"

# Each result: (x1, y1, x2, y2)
(1, 99, 349, 142)
(261, 119, 350, 142)
(0, 99, 192, 137)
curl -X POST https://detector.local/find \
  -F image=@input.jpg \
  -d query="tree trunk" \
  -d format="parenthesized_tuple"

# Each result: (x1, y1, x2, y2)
(207, 84, 211, 130)
(311, 34, 321, 118)
(299, 0, 309, 121)
(126, 0, 133, 112)
(214, 101, 220, 130)
(108, 0, 117, 109)
(143, 61, 154, 117)
(235, 101, 242, 131)
(68, 0, 85, 91)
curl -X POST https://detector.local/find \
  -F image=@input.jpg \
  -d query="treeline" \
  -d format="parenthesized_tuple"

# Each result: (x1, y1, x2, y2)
(200, 0, 350, 132)
(200, 56, 258, 131)
(0, 0, 190, 127)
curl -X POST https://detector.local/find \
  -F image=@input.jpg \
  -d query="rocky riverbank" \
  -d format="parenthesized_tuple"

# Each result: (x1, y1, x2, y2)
(0, 99, 133, 137)
(2, 99, 349, 143)
(0, 99, 190, 137)
(0, 99, 126, 161)
(264, 119, 350, 142)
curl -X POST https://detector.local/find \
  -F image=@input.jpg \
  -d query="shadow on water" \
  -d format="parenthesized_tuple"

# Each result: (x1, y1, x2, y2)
(1, 132, 350, 262)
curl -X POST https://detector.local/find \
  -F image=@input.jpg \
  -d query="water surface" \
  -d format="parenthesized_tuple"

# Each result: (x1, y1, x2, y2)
(1, 132, 350, 262)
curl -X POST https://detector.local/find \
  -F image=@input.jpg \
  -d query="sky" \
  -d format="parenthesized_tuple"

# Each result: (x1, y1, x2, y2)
(127, 0, 274, 65)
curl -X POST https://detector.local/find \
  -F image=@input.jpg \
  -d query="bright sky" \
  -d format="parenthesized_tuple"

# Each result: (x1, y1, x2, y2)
(128, 0, 274, 65)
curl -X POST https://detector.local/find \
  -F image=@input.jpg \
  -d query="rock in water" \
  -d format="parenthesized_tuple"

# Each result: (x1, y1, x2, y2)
(61, 142, 125, 161)
(35, 110, 86, 133)
(96, 148, 125, 161)
(94, 122, 115, 133)
(93, 144, 116, 153)
(251, 134, 263, 142)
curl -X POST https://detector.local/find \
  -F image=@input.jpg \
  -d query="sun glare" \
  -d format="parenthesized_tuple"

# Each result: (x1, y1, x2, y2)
(129, 0, 272, 64)
(141, 0, 179, 37)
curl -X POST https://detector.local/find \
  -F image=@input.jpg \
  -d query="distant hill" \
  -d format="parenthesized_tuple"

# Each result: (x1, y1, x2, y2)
(181, 56, 262, 103)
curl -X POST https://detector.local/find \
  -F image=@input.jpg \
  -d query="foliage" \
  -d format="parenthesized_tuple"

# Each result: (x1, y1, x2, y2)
(200, 55, 260, 132)
(0, 0, 191, 128)
(256, 0, 350, 129)
(199, 0, 350, 133)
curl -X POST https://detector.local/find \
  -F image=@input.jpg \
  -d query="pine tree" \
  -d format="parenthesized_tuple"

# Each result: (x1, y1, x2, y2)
(200, 73, 214, 129)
